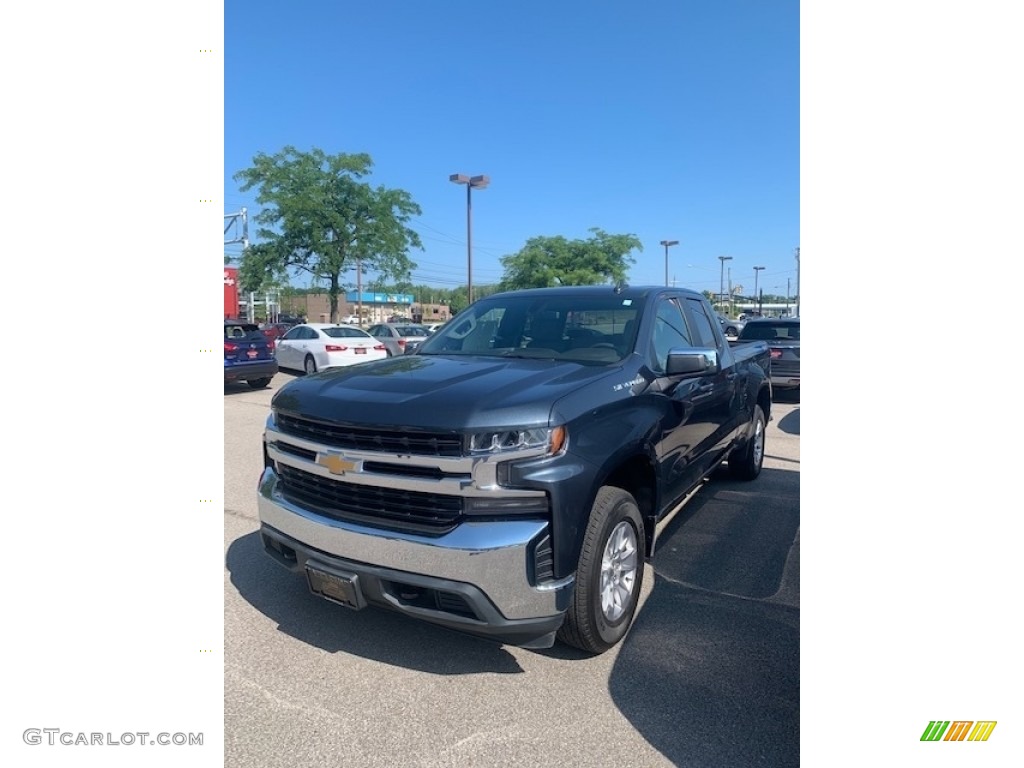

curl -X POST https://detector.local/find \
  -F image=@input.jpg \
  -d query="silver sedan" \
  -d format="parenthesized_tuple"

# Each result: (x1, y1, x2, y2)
(366, 323, 432, 356)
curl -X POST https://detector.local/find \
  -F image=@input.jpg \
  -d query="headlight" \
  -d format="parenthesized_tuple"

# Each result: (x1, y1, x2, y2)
(468, 426, 567, 456)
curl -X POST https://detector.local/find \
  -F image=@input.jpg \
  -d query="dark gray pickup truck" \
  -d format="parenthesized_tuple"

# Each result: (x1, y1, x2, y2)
(258, 285, 772, 654)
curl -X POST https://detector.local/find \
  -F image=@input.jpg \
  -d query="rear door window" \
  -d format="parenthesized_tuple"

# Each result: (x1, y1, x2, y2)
(684, 298, 722, 350)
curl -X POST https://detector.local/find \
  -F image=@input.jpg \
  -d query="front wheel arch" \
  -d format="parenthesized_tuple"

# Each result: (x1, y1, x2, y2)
(557, 486, 646, 654)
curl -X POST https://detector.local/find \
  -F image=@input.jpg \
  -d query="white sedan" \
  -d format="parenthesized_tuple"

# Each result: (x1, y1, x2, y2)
(275, 324, 388, 374)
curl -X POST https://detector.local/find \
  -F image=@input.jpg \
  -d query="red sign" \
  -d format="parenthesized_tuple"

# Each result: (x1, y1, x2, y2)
(224, 267, 239, 319)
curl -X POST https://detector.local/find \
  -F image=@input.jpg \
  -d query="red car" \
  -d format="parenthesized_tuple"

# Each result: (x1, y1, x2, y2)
(259, 322, 295, 344)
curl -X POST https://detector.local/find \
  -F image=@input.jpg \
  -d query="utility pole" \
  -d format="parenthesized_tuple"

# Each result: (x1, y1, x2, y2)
(794, 247, 800, 317)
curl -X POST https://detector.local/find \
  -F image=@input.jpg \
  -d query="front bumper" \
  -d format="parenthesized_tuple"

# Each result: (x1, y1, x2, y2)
(257, 468, 574, 647)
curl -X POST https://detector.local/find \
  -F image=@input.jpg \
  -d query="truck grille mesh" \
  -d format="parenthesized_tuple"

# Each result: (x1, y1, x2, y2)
(276, 413, 463, 457)
(276, 464, 464, 533)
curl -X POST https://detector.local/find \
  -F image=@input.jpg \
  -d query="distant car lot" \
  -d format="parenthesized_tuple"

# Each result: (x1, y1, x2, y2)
(224, 373, 799, 766)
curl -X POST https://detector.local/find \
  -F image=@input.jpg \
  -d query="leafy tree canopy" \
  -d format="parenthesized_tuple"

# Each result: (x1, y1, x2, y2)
(234, 146, 423, 321)
(499, 228, 640, 290)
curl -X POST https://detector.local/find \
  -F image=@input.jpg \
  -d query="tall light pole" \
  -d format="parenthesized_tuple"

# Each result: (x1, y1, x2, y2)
(449, 173, 490, 305)
(718, 256, 732, 313)
(659, 240, 679, 287)
(753, 266, 765, 313)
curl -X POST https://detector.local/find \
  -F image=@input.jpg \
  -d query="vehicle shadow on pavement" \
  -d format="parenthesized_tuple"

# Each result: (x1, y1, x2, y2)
(223, 383, 273, 397)
(777, 407, 799, 435)
(607, 466, 800, 767)
(225, 531, 526, 675)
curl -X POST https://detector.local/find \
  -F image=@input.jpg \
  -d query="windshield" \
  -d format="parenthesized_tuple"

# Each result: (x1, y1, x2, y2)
(416, 293, 641, 364)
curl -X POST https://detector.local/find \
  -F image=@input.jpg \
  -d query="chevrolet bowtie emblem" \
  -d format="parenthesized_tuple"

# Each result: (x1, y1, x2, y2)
(317, 453, 357, 475)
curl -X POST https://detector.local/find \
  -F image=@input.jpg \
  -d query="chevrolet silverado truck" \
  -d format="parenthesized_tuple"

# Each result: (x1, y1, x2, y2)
(258, 285, 772, 654)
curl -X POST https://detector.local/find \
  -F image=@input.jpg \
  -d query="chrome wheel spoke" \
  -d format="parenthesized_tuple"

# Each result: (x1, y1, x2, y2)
(599, 520, 639, 622)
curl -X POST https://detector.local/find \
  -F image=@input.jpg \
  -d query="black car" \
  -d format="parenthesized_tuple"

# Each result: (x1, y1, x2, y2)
(224, 321, 278, 389)
(736, 317, 799, 390)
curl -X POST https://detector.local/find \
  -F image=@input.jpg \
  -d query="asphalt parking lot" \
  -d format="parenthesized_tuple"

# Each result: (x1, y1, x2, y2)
(224, 372, 800, 768)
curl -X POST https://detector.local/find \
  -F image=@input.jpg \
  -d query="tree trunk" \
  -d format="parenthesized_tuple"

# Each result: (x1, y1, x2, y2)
(329, 274, 339, 323)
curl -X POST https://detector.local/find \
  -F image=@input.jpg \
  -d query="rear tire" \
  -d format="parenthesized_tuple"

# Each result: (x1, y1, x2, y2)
(246, 377, 271, 389)
(557, 486, 645, 654)
(728, 404, 766, 480)
(304, 355, 317, 375)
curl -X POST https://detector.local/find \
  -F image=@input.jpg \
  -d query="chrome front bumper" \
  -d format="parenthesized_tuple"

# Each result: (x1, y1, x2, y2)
(257, 468, 574, 636)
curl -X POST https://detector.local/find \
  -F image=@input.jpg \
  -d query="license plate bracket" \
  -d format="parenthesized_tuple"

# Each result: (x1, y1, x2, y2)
(305, 563, 366, 610)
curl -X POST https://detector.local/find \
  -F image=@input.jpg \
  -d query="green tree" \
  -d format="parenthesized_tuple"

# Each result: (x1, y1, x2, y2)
(234, 146, 423, 322)
(499, 228, 640, 290)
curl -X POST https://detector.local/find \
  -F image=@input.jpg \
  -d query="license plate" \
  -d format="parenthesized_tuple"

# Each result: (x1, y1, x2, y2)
(355, 347, 367, 354)
(247, 349, 258, 359)
(305, 564, 366, 609)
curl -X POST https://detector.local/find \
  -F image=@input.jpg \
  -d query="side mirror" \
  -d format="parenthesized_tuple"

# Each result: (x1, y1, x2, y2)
(666, 348, 720, 377)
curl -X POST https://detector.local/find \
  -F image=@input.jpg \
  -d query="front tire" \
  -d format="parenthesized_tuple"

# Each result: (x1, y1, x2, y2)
(728, 404, 766, 480)
(557, 486, 645, 654)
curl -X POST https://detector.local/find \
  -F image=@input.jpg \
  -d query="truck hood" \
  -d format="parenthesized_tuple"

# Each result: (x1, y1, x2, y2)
(270, 353, 624, 430)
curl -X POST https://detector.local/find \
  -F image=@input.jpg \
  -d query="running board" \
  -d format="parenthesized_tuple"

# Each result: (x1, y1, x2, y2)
(649, 477, 710, 559)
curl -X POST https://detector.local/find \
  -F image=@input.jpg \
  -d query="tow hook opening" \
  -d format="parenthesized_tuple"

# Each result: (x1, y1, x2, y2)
(381, 580, 480, 621)
(262, 533, 297, 564)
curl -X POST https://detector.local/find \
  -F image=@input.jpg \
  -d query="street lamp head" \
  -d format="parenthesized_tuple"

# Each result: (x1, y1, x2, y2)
(451, 173, 489, 189)
(718, 255, 732, 262)
(660, 239, 679, 247)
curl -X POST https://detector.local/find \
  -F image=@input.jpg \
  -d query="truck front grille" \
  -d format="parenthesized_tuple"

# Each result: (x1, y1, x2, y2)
(276, 464, 464, 533)
(276, 413, 463, 457)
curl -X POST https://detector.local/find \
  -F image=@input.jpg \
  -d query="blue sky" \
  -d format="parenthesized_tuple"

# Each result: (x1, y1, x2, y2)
(225, 0, 799, 299)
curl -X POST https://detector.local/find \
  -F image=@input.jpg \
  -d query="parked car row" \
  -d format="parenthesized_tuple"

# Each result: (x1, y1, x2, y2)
(227, 319, 447, 388)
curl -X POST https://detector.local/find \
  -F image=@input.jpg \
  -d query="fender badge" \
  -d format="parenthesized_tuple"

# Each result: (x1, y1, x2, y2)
(317, 453, 358, 475)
